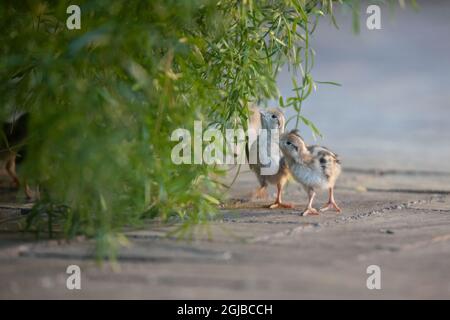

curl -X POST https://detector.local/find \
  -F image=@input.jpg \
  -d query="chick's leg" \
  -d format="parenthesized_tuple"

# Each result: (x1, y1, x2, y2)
(302, 189, 319, 216)
(251, 174, 268, 200)
(5, 154, 20, 189)
(320, 187, 342, 213)
(269, 182, 293, 209)
(24, 179, 33, 200)
(252, 185, 268, 200)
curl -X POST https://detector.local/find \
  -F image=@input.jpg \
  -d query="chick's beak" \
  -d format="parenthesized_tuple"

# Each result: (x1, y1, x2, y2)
(259, 110, 266, 118)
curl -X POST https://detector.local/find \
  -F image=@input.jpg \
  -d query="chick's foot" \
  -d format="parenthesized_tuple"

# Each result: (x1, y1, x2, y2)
(302, 208, 319, 216)
(320, 201, 342, 213)
(268, 202, 294, 209)
(252, 187, 268, 200)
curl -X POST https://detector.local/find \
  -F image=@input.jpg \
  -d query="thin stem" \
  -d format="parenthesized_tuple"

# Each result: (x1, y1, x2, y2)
(295, 14, 309, 129)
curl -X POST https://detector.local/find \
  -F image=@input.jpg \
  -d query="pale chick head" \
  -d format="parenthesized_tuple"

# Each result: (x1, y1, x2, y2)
(280, 129, 307, 162)
(259, 108, 285, 132)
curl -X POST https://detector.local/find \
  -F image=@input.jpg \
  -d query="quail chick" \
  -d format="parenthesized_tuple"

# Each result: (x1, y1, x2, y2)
(279, 129, 341, 216)
(249, 108, 292, 208)
(1, 112, 32, 198)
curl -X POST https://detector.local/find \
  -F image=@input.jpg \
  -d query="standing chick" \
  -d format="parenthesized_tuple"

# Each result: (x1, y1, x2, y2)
(1, 112, 32, 198)
(249, 108, 292, 208)
(279, 130, 341, 216)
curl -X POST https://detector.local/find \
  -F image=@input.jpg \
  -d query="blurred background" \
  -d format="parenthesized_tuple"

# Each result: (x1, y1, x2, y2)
(279, 1, 450, 172)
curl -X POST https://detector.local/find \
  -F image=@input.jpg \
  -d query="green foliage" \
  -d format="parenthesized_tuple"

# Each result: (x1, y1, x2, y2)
(0, 0, 407, 257)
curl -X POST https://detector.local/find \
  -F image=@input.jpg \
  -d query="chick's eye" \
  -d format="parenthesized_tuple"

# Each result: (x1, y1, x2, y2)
(271, 114, 277, 119)
(286, 141, 292, 145)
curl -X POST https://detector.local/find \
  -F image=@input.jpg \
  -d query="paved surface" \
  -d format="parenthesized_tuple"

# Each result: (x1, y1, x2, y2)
(1, 2, 450, 299)
(1, 168, 450, 299)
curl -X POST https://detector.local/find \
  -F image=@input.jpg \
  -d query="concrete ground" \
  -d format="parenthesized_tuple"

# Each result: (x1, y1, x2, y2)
(1, 2, 450, 300)
(1, 168, 450, 299)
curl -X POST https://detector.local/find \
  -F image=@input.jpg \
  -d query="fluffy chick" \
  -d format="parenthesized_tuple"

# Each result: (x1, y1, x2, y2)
(249, 108, 292, 208)
(279, 129, 341, 216)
